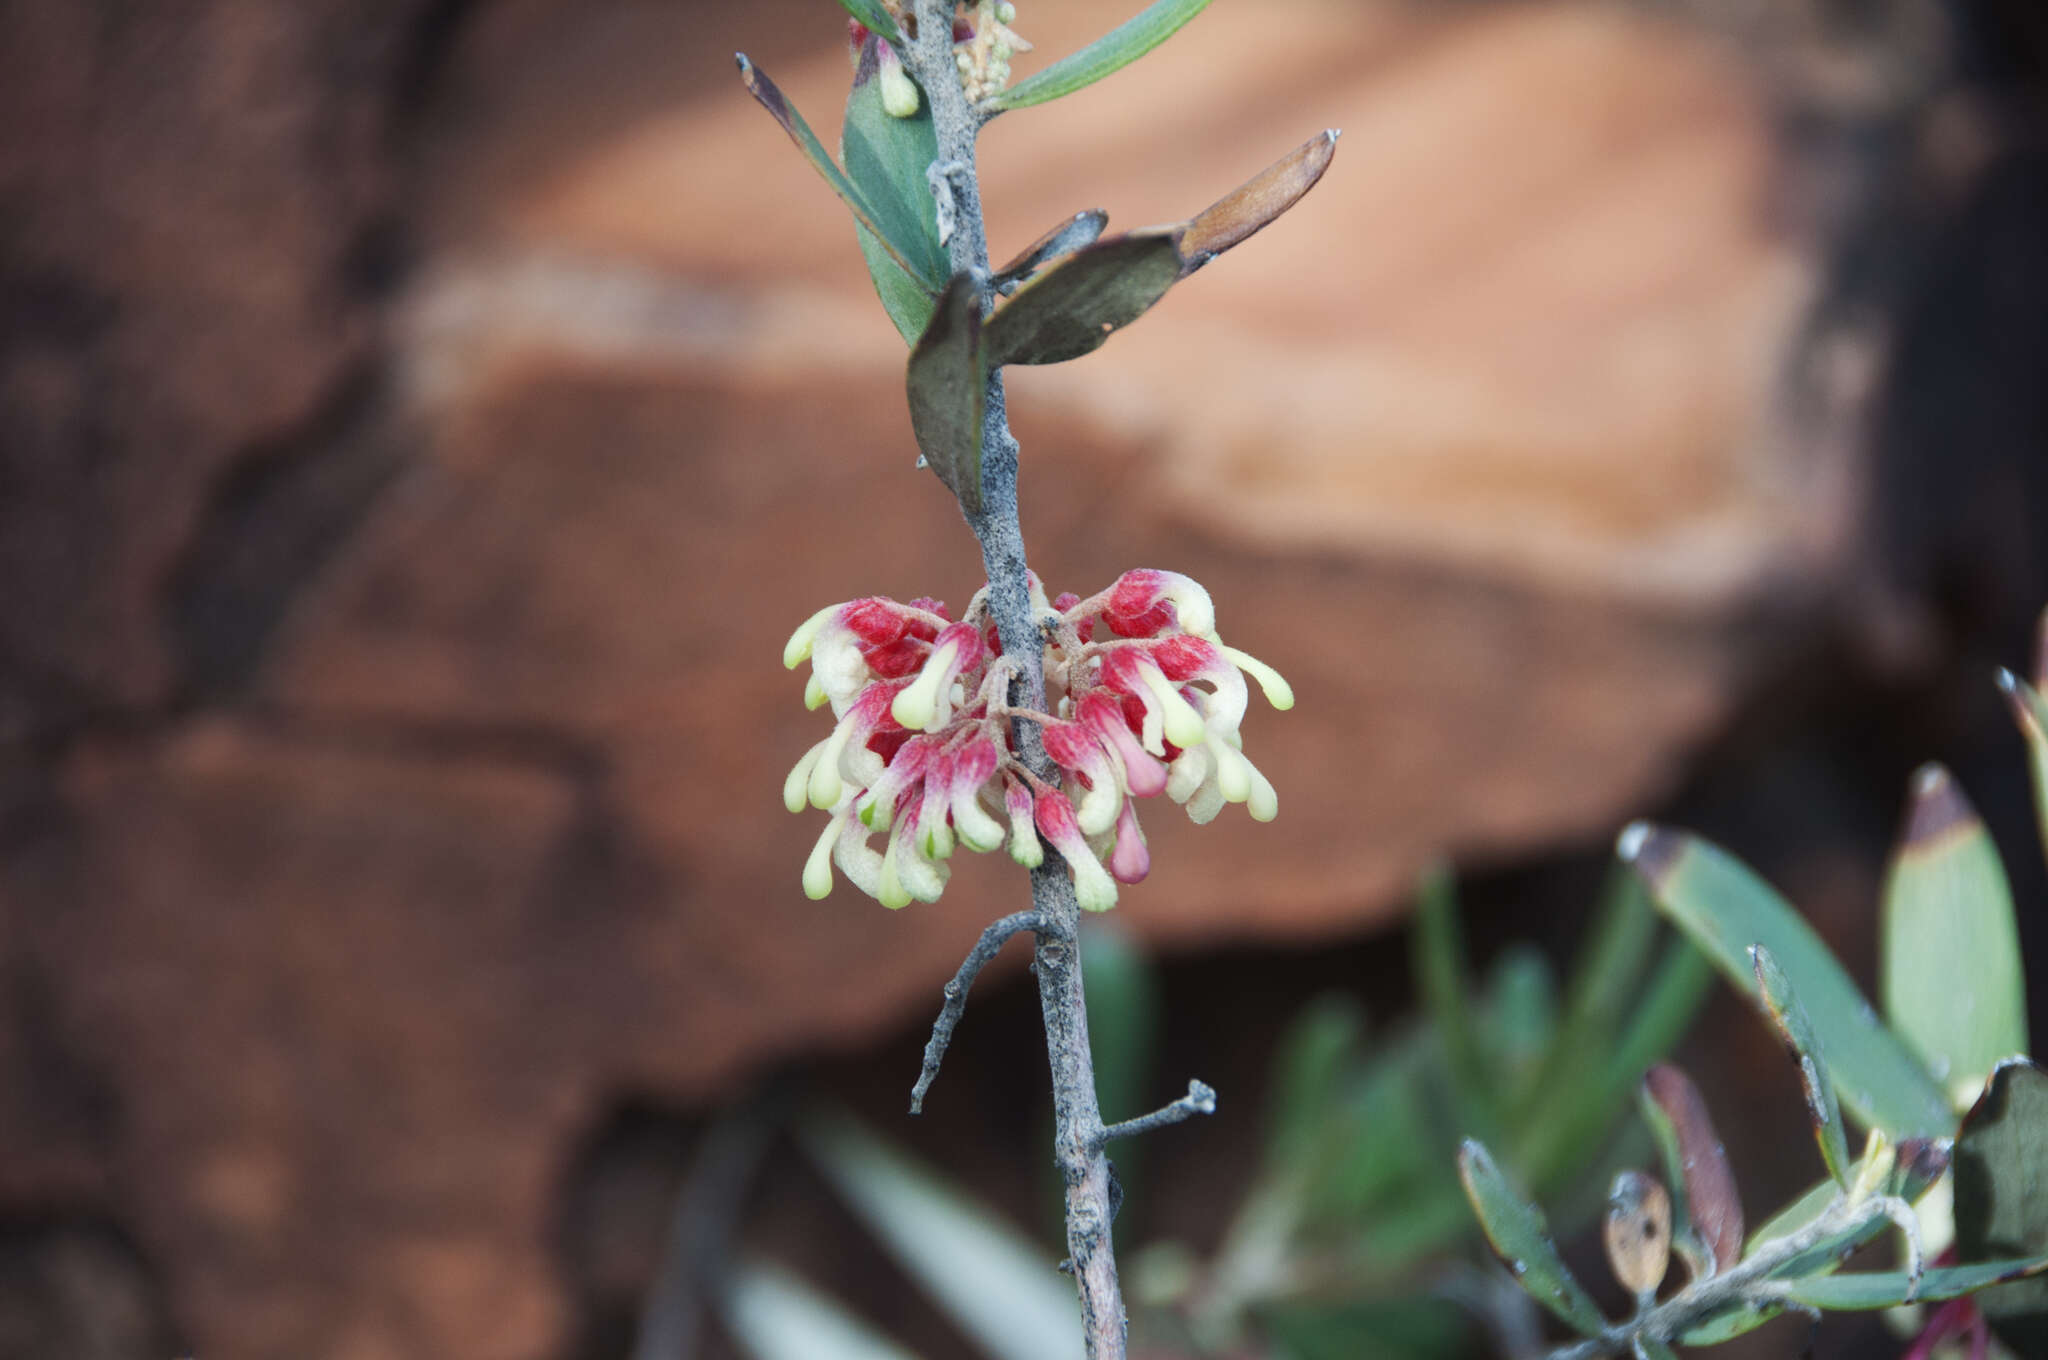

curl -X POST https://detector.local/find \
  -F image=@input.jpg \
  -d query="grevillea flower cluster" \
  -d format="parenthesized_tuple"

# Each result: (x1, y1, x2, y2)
(782, 570, 1293, 911)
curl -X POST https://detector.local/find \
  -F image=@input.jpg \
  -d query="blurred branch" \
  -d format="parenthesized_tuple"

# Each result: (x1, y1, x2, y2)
(633, 1084, 786, 1360)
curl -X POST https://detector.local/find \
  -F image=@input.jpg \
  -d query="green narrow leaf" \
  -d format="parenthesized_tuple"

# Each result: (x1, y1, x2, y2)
(1999, 661, 2048, 870)
(990, 0, 1214, 110)
(993, 210, 1109, 293)
(1753, 945, 1852, 1184)
(982, 230, 1184, 367)
(905, 274, 986, 513)
(1679, 1301, 1785, 1346)
(1601, 936, 1714, 1094)
(1083, 919, 1160, 1132)
(735, 54, 938, 302)
(1178, 130, 1340, 273)
(1641, 1064, 1744, 1273)
(1777, 1254, 2048, 1310)
(1412, 865, 1496, 1140)
(721, 1261, 920, 1360)
(1456, 1139, 1609, 1337)
(1955, 1059, 2048, 1352)
(1265, 993, 1365, 1172)
(833, 0, 906, 51)
(1257, 1298, 1468, 1360)
(1482, 945, 1556, 1102)
(1882, 763, 2028, 1107)
(1621, 823, 1954, 1138)
(843, 36, 949, 342)
(798, 1108, 1084, 1360)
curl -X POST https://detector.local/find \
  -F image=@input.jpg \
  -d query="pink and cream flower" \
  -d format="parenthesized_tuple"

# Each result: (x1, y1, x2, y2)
(782, 570, 1292, 910)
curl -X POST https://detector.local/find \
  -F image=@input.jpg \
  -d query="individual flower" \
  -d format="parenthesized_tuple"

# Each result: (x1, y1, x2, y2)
(781, 568, 1290, 909)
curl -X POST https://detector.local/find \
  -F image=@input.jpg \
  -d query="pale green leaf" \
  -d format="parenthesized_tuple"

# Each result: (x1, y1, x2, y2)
(1753, 945, 1852, 1184)
(1456, 1139, 1608, 1337)
(990, 0, 1213, 110)
(1622, 823, 1954, 1138)
(799, 1109, 1083, 1360)
(1882, 763, 2027, 1106)
(722, 1262, 920, 1360)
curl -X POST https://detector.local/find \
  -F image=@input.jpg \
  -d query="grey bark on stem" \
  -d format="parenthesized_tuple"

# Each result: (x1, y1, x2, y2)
(900, 5, 1132, 1354)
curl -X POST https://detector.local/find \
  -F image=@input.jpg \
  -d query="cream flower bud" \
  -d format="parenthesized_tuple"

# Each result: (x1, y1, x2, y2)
(1077, 692, 1167, 797)
(892, 622, 984, 733)
(803, 803, 857, 899)
(1042, 719, 1123, 836)
(783, 604, 839, 669)
(1004, 775, 1044, 867)
(877, 41, 920, 118)
(1219, 643, 1294, 711)
(1153, 635, 1248, 734)
(785, 740, 828, 814)
(1102, 647, 1206, 754)
(1035, 788, 1118, 912)
(833, 816, 884, 899)
(949, 739, 1007, 852)
(803, 672, 830, 710)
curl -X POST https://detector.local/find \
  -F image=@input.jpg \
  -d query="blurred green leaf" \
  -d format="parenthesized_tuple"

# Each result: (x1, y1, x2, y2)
(722, 1261, 920, 1360)
(1482, 945, 1556, 1100)
(1635, 1340, 1680, 1360)
(1753, 945, 1852, 1185)
(1413, 866, 1496, 1140)
(833, 0, 906, 51)
(844, 36, 949, 341)
(904, 274, 985, 512)
(993, 210, 1109, 293)
(990, 0, 1214, 110)
(1260, 1297, 1468, 1360)
(1547, 867, 1662, 1086)
(1955, 1059, 2048, 1352)
(1083, 919, 1161, 1134)
(1265, 994, 1365, 1172)
(1623, 823, 1954, 1138)
(1680, 1302, 1785, 1346)
(736, 54, 939, 307)
(982, 231, 1183, 367)
(799, 1108, 1084, 1360)
(1746, 1175, 1836, 1253)
(1456, 1139, 1607, 1336)
(1317, 1049, 1436, 1225)
(1601, 937, 1715, 1098)
(1641, 1064, 1743, 1273)
(1779, 1254, 2048, 1310)
(1881, 763, 2027, 1107)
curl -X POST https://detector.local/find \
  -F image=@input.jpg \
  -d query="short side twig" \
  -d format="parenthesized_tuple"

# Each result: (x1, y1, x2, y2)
(1098, 1080, 1219, 1148)
(910, 909, 1047, 1113)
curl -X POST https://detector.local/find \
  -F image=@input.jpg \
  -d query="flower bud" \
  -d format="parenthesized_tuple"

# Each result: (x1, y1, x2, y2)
(1077, 692, 1168, 797)
(1042, 719, 1123, 835)
(1034, 788, 1118, 912)
(1004, 775, 1044, 867)
(877, 41, 921, 118)
(892, 622, 984, 733)
(1109, 800, 1150, 884)
(948, 739, 1007, 852)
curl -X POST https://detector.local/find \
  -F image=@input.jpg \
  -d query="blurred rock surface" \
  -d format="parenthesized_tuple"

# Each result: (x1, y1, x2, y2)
(0, 0, 1914, 1356)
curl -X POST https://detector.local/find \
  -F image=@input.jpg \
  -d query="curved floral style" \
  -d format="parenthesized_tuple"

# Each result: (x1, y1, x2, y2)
(781, 569, 1293, 910)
